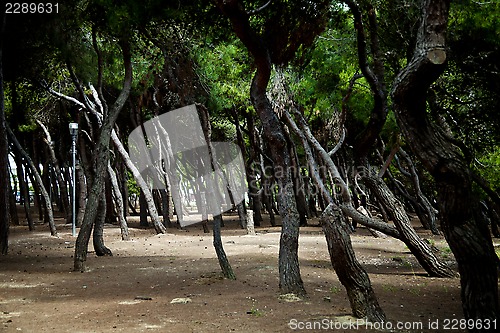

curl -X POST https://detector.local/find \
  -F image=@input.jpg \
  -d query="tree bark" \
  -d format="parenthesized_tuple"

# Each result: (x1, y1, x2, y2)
(283, 110, 385, 321)
(93, 193, 112, 256)
(0, 13, 9, 254)
(391, 0, 499, 325)
(74, 39, 132, 271)
(216, 0, 305, 295)
(321, 204, 386, 322)
(108, 164, 129, 241)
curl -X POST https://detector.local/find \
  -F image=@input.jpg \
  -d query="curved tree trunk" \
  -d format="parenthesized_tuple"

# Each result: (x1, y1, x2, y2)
(391, 0, 499, 324)
(7, 126, 56, 236)
(74, 39, 133, 272)
(283, 110, 386, 321)
(322, 204, 386, 322)
(216, 0, 305, 295)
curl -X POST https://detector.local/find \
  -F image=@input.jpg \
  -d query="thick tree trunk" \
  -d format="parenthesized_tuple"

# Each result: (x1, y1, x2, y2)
(0, 19, 9, 254)
(283, 110, 386, 321)
(321, 204, 386, 322)
(213, 1, 306, 294)
(74, 40, 132, 272)
(93, 194, 112, 256)
(391, 0, 499, 325)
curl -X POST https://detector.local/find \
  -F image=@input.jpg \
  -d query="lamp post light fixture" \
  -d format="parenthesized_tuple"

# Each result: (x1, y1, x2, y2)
(69, 123, 78, 237)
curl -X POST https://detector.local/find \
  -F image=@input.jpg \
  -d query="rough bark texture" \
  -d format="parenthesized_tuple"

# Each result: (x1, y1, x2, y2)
(391, 0, 499, 325)
(363, 174, 455, 277)
(93, 194, 112, 256)
(283, 110, 385, 321)
(0, 15, 9, 254)
(74, 40, 132, 272)
(321, 204, 386, 322)
(215, 0, 305, 295)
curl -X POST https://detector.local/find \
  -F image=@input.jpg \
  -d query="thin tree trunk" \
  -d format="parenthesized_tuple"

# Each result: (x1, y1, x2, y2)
(7, 126, 56, 236)
(391, 0, 499, 324)
(76, 165, 86, 227)
(111, 130, 166, 233)
(37, 120, 71, 224)
(14, 152, 34, 230)
(108, 164, 129, 241)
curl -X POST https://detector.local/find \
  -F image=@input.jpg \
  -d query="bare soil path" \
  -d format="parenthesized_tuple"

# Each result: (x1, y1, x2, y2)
(1, 213, 495, 333)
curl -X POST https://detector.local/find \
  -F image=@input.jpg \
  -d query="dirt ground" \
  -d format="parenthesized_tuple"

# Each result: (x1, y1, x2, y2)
(1, 210, 498, 333)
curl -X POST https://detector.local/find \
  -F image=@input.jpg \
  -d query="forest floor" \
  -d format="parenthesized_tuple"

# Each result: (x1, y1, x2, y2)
(1, 209, 498, 333)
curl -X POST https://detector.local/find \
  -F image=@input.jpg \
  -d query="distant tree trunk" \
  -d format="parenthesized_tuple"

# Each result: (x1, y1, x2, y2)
(139, 190, 148, 227)
(14, 152, 34, 230)
(160, 188, 172, 228)
(7, 126, 56, 236)
(391, 0, 499, 324)
(37, 120, 71, 224)
(8, 180, 18, 226)
(0, 16, 9, 254)
(108, 164, 129, 240)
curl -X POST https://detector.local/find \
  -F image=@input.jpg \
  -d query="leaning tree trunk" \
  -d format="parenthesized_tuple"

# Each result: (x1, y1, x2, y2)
(74, 39, 132, 272)
(108, 164, 129, 240)
(283, 110, 386, 321)
(111, 130, 166, 234)
(0, 21, 9, 254)
(391, 0, 499, 325)
(321, 205, 386, 322)
(7, 126, 56, 236)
